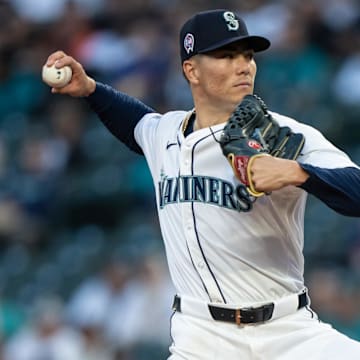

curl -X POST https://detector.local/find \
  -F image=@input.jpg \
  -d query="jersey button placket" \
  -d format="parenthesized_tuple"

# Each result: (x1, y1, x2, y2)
(179, 137, 224, 304)
(180, 139, 192, 174)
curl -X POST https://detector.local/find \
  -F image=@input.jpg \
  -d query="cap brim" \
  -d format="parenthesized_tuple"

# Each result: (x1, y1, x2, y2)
(198, 35, 270, 54)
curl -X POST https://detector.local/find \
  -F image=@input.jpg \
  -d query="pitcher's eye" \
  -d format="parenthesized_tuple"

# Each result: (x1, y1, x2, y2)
(243, 51, 254, 60)
(222, 52, 235, 59)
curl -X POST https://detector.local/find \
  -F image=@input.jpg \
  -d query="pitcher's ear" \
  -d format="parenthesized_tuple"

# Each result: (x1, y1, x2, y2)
(182, 58, 200, 85)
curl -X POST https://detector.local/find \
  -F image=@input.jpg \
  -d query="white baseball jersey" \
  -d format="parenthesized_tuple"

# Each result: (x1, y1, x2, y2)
(134, 110, 357, 307)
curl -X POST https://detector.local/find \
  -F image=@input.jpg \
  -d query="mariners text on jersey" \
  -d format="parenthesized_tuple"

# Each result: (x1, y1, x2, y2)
(158, 173, 253, 212)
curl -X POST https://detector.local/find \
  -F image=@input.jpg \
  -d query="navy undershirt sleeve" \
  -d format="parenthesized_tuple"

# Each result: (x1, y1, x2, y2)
(299, 164, 360, 217)
(85, 82, 155, 154)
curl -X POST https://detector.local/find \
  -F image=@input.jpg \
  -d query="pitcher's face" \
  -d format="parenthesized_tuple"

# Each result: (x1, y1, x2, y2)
(189, 43, 257, 109)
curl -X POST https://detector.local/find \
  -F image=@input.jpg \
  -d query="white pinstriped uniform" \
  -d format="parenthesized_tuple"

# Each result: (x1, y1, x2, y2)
(134, 110, 360, 359)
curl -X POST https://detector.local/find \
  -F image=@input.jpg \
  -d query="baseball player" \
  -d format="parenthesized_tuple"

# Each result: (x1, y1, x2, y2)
(43, 9, 360, 360)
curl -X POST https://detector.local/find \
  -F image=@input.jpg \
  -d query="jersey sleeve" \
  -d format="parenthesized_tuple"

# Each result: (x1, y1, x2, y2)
(272, 112, 360, 217)
(85, 82, 155, 154)
(299, 164, 360, 217)
(133, 112, 163, 172)
(133, 110, 185, 179)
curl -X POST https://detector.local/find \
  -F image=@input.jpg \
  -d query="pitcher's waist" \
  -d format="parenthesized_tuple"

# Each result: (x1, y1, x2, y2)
(172, 289, 309, 325)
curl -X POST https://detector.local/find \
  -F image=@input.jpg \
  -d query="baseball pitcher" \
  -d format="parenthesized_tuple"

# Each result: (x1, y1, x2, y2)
(43, 9, 360, 360)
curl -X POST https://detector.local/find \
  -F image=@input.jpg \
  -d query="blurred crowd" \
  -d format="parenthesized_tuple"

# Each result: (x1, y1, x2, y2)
(0, 0, 360, 359)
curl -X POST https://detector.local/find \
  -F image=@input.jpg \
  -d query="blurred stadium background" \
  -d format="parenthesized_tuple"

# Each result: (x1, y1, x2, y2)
(0, 0, 360, 359)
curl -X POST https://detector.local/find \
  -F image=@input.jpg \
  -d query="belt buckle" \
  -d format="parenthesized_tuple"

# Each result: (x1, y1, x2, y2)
(241, 303, 274, 324)
(235, 309, 241, 325)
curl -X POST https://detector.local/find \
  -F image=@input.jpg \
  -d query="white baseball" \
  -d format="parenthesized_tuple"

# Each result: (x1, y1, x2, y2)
(42, 63, 72, 88)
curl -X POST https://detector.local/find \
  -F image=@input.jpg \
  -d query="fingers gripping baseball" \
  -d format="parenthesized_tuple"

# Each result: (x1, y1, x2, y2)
(43, 51, 96, 97)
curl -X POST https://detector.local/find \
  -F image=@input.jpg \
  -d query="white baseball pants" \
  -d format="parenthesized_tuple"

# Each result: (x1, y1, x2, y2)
(169, 306, 360, 359)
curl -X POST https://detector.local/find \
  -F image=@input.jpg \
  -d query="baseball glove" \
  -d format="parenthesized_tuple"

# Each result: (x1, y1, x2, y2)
(219, 95, 305, 197)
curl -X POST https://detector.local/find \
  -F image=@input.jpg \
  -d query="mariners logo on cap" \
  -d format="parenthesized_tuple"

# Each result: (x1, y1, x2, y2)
(223, 11, 239, 31)
(184, 33, 195, 54)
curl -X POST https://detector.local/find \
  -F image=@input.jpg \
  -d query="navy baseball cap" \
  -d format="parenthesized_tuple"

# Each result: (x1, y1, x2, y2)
(180, 9, 271, 63)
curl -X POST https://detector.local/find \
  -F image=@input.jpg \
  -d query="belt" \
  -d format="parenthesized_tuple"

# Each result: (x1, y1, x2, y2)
(172, 290, 308, 325)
